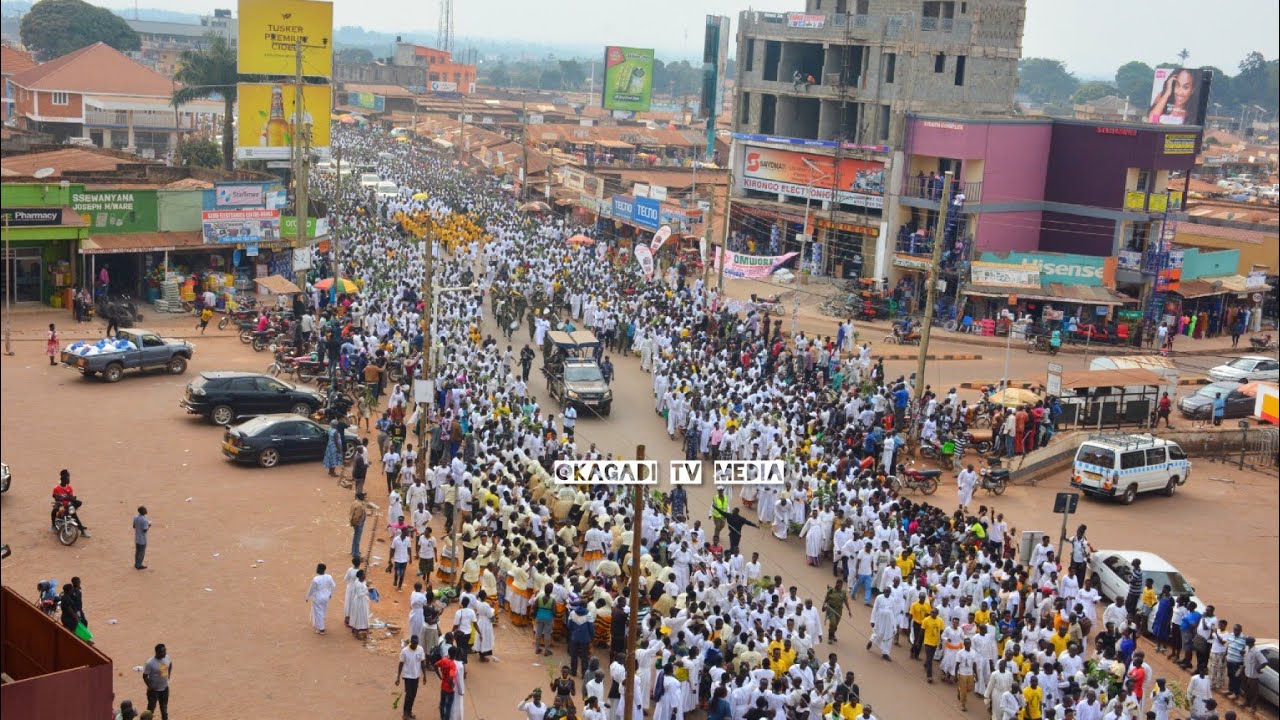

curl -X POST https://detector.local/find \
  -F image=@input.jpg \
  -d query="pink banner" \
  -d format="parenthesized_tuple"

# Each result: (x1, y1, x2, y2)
(715, 249, 798, 279)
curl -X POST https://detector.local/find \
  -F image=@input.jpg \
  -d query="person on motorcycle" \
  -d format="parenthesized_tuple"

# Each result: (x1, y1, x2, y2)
(1049, 329, 1062, 351)
(255, 312, 270, 333)
(52, 469, 90, 538)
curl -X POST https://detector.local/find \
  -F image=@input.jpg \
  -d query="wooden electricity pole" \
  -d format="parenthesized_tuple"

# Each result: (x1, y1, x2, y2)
(911, 171, 953, 441)
(623, 444, 646, 720)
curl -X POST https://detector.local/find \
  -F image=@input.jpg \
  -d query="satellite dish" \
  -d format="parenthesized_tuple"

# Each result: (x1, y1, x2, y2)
(32, 167, 55, 179)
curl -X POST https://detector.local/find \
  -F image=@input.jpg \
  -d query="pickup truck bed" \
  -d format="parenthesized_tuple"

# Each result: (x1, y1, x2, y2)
(61, 329, 194, 383)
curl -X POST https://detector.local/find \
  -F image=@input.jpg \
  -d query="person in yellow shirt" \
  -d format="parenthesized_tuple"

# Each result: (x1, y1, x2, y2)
(920, 608, 946, 683)
(895, 550, 915, 581)
(1021, 676, 1044, 719)
(768, 646, 793, 676)
(823, 698, 862, 720)
(908, 592, 932, 660)
(1048, 626, 1071, 656)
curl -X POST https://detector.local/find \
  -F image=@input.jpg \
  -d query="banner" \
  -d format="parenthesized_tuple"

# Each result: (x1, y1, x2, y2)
(715, 249, 798, 279)
(786, 13, 825, 28)
(1, 207, 62, 227)
(969, 261, 1041, 289)
(215, 184, 266, 207)
(1146, 67, 1211, 126)
(202, 209, 281, 244)
(634, 196, 660, 230)
(1162, 133, 1197, 155)
(237, 0, 333, 77)
(70, 190, 158, 232)
(634, 244, 655, 278)
(602, 46, 654, 112)
(347, 92, 385, 112)
(237, 83, 332, 160)
(741, 145, 885, 209)
(650, 225, 672, 254)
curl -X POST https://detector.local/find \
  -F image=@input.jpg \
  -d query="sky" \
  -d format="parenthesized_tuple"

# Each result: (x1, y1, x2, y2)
(91, 0, 1279, 77)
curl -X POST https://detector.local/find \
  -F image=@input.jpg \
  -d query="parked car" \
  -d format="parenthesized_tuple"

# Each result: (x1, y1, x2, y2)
(1258, 639, 1279, 708)
(358, 172, 380, 188)
(1089, 550, 1204, 633)
(222, 414, 359, 468)
(61, 328, 194, 382)
(1, 462, 10, 493)
(1177, 381, 1256, 420)
(181, 371, 324, 426)
(1072, 324, 1112, 344)
(1208, 355, 1280, 383)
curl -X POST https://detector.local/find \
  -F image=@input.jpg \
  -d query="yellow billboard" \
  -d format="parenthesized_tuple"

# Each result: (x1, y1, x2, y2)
(237, 0, 333, 77)
(236, 83, 331, 160)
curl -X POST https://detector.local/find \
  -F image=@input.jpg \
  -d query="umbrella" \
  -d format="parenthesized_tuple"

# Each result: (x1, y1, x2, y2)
(566, 234, 595, 246)
(412, 192, 429, 201)
(987, 387, 1042, 408)
(314, 277, 359, 293)
(518, 201, 551, 213)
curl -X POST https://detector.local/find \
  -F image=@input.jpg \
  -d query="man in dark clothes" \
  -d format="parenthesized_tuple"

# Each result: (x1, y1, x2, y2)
(712, 506, 759, 554)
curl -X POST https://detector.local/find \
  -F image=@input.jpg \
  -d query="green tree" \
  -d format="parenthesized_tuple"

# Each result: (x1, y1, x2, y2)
(175, 138, 222, 168)
(1236, 51, 1279, 112)
(19, 0, 140, 61)
(1176, 48, 1190, 65)
(1072, 81, 1116, 105)
(1017, 58, 1079, 104)
(172, 35, 238, 172)
(559, 60, 586, 90)
(486, 62, 511, 89)
(335, 47, 374, 65)
(1114, 61, 1154, 105)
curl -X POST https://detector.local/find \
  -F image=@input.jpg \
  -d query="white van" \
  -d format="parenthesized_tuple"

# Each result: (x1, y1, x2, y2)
(1071, 434, 1190, 504)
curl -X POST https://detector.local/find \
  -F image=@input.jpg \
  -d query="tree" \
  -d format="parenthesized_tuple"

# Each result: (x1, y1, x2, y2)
(1236, 51, 1279, 113)
(559, 60, 586, 90)
(486, 62, 510, 89)
(1017, 58, 1078, 104)
(335, 47, 374, 65)
(1114, 61, 1154, 105)
(20, 0, 140, 61)
(1072, 81, 1116, 105)
(172, 35, 238, 172)
(175, 138, 222, 168)
(1176, 48, 1190, 65)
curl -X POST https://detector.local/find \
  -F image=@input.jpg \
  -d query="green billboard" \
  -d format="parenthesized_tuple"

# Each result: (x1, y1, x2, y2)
(70, 189, 159, 233)
(602, 46, 654, 112)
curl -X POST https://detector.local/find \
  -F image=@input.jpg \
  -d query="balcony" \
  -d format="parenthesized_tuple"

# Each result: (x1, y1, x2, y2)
(739, 11, 886, 41)
(900, 177, 983, 205)
(84, 110, 196, 130)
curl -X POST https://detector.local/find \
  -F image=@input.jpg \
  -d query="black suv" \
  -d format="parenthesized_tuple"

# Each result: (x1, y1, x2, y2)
(181, 371, 324, 426)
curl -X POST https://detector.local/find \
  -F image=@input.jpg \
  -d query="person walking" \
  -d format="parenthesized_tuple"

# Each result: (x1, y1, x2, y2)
(350, 492, 370, 560)
(1230, 314, 1246, 349)
(435, 645, 460, 720)
(142, 644, 172, 720)
(133, 506, 150, 570)
(954, 638, 978, 712)
(305, 563, 336, 634)
(397, 634, 427, 720)
(46, 323, 59, 366)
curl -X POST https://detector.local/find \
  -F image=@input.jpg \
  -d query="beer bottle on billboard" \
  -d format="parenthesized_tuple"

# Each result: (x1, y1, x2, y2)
(263, 85, 289, 146)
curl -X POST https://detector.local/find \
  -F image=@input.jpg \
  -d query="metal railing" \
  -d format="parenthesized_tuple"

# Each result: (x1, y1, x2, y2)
(1197, 426, 1279, 472)
(901, 177, 983, 204)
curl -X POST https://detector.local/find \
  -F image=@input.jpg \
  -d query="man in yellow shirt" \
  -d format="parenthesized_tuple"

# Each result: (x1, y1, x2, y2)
(920, 607, 946, 683)
(1048, 626, 1071, 656)
(1021, 676, 1044, 719)
(909, 592, 932, 660)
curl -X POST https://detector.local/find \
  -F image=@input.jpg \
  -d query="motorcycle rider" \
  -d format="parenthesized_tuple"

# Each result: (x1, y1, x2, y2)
(51, 469, 90, 538)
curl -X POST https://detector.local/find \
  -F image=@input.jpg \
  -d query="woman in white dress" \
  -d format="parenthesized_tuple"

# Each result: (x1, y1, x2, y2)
(408, 583, 427, 642)
(348, 570, 372, 638)
(772, 498, 791, 541)
(450, 657, 467, 720)
(800, 512, 823, 566)
(342, 558, 361, 627)
(473, 590, 495, 660)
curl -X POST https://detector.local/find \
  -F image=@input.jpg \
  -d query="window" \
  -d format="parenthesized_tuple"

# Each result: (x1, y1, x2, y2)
(1135, 168, 1151, 192)
(856, 0, 869, 12)
(954, 55, 966, 86)
(744, 40, 755, 73)
(1076, 445, 1115, 468)
(814, 0, 821, 8)
(1145, 448, 1166, 465)
(51, 91, 70, 106)
(1167, 444, 1187, 461)
(1120, 450, 1145, 470)
(877, 104, 890, 142)
(740, 92, 750, 125)
(883, 53, 897, 84)
(934, 54, 945, 73)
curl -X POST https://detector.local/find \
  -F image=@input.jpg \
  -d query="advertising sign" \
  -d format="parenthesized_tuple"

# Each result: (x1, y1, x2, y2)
(70, 190, 158, 233)
(612, 194, 634, 221)
(1, 207, 62, 226)
(1124, 191, 1147, 211)
(1162, 133, 1197, 155)
(215, 184, 266, 207)
(977, 251, 1106, 286)
(786, 13, 825, 28)
(650, 225, 672, 254)
(716, 249, 799, 279)
(237, 83, 332, 160)
(634, 244, 655, 278)
(602, 46, 654, 112)
(1117, 250, 1143, 272)
(237, 0, 333, 77)
(1146, 67, 1211, 126)
(701, 15, 731, 119)
(969, 261, 1042, 289)
(429, 81, 458, 93)
(347, 92, 385, 112)
(741, 145, 885, 209)
(634, 196, 661, 230)
(202, 209, 282, 244)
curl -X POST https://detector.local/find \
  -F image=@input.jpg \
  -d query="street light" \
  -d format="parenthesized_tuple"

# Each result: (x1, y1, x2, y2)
(792, 157, 833, 338)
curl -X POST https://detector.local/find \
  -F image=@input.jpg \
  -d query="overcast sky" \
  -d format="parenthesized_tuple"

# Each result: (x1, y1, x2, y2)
(95, 0, 1278, 77)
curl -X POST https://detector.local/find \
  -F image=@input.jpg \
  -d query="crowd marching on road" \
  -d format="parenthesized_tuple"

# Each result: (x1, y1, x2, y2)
(212, 124, 1270, 720)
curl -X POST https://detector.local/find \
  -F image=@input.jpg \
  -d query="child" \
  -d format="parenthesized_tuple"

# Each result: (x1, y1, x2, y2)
(46, 323, 59, 365)
(196, 306, 214, 334)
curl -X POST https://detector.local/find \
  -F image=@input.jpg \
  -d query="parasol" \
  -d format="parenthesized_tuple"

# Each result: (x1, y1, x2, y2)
(566, 234, 595, 246)
(314, 277, 360, 293)
(987, 387, 1042, 407)
(411, 192, 429, 200)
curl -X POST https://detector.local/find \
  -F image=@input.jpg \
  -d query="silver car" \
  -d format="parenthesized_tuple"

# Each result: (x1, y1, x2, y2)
(1208, 356, 1280, 383)
(1088, 549, 1204, 633)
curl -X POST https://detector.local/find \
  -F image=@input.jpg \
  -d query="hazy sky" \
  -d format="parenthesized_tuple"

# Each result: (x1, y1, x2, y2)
(94, 0, 1278, 77)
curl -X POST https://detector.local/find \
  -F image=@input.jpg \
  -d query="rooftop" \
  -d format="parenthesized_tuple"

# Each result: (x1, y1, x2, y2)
(0, 147, 160, 178)
(1, 44, 37, 77)
(10, 42, 185, 97)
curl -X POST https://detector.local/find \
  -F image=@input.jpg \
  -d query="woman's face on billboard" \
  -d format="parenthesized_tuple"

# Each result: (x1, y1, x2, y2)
(1172, 71, 1195, 109)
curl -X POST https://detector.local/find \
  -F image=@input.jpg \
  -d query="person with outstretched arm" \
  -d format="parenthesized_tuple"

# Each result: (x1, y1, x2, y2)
(713, 506, 759, 555)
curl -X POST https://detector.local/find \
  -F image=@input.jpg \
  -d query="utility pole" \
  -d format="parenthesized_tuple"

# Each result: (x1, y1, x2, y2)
(459, 94, 468, 163)
(3, 218, 12, 356)
(521, 93, 530, 201)
(293, 40, 310, 254)
(416, 230, 435, 485)
(792, 159, 830, 338)
(717, 171, 733, 295)
(623, 445, 646, 720)
(911, 171, 953, 442)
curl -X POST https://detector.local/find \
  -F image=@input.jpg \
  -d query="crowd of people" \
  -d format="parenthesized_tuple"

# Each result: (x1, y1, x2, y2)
(273, 125, 1268, 720)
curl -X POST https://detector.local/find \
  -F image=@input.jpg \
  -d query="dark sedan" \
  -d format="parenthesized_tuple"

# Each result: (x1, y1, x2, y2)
(222, 414, 359, 468)
(182, 371, 324, 426)
(1177, 381, 1255, 419)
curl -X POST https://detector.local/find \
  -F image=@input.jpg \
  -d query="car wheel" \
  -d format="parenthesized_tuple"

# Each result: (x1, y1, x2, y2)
(344, 443, 357, 461)
(258, 448, 281, 468)
(1121, 484, 1138, 505)
(600, 403, 612, 417)
(210, 405, 235, 426)
(1164, 478, 1178, 497)
(290, 402, 311, 416)
(103, 363, 124, 383)
(167, 356, 188, 375)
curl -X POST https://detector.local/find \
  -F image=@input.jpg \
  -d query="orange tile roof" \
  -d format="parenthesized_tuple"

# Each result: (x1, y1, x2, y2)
(0, 147, 158, 177)
(1, 44, 37, 76)
(10, 42, 179, 97)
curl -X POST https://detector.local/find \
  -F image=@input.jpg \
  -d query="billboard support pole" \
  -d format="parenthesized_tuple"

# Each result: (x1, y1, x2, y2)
(521, 93, 529, 201)
(292, 40, 309, 253)
(622, 444, 646, 720)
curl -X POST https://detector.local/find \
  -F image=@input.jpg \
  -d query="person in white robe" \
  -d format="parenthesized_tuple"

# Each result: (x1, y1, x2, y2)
(408, 584, 428, 642)
(343, 558, 362, 627)
(651, 666, 684, 720)
(985, 661, 1014, 720)
(772, 498, 791, 541)
(450, 658, 467, 720)
(867, 588, 897, 659)
(305, 564, 336, 633)
(800, 512, 823, 565)
(957, 465, 978, 510)
(473, 592, 496, 659)
(348, 570, 372, 636)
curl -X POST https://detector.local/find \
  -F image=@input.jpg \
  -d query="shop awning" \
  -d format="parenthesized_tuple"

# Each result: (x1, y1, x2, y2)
(79, 231, 205, 254)
(595, 140, 635, 149)
(1060, 368, 1165, 390)
(255, 275, 302, 295)
(964, 282, 1134, 306)
(1178, 274, 1273, 298)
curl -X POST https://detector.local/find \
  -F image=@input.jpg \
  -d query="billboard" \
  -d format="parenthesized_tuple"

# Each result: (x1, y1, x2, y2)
(701, 16, 730, 119)
(71, 190, 158, 233)
(237, 0, 333, 77)
(215, 184, 266, 207)
(237, 83, 332, 160)
(347, 92, 385, 112)
(1146, 67, 1211, 126)
(602, 46, 654, 112)
(740, 145, 885, 209)
(202, 209, 281, 244)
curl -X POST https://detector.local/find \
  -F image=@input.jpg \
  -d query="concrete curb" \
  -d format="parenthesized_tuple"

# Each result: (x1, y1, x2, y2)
(883, 353, 983, 361)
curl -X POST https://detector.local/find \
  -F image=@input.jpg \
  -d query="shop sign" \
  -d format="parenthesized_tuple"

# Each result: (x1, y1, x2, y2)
(70, 190, 158, 233)
(978, 251, 1106, 286)
(562, 168, 585, 193)
(717, 249, 799, 279)
(215, 184, 266, 207)
(202, 209, 281, 244)
(816, 218, 879, 237)
(970, 261, 1041, 289)
(280, 216, 327, 238)
(786, 13, 825, 28)
(634, 196, 661, 230)
(1117, 250, 1143, 271)
(1123, 191, 1147, 211)
(1163, 134, 1197, 155)
(893, 254, 932, 271)
(741, 144, 885, 209)
(1246, 271, 1268, 289)
(1, 207, 63, 226)
(1148, 193, 1169, 213)
(1156, 267, 1181, 292)
(612, 195, 634, 221)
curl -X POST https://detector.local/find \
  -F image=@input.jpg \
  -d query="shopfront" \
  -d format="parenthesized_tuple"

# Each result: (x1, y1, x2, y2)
(961, 255, 1135, 328)
(0, 206, 89, 307)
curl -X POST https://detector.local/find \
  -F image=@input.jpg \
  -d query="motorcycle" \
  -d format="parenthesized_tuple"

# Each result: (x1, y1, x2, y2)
(884, 325, 922, 346)
(250, 328, 279, 352)
(315, 391, 354, 423)
(1026, 334, 1059, 355)
(918, 436, 944, 460)
(979, 457, 1010, 495)
(218, 304, 260, 331)
(1249, 334, 1276, 352)
(891, 462, 940, 495)
(748, 293, 783, 316)
(237, 321, 259, 343)
(51, 501, 82, 546)
(37, 580, 60, 617)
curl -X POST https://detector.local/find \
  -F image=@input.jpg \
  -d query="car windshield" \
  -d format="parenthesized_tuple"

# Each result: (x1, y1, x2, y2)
(360, 174, 379, 183)
(1196, 385, 1228, 398)
(1145, 570, 1194, 596)
(1227, 358, 1257, 370)
(1076, 445, 1115, 468)
(565, 365, 603, 382)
